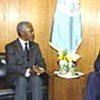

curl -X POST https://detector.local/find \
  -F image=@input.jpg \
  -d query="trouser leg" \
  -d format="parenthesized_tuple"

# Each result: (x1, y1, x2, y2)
(14, 76, 28, 100)
(29, 75, 43, 100)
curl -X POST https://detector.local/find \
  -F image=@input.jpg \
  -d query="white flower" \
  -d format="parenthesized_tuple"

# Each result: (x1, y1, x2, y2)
(68, 61, 73, 68)
(59, 60, 68, 67)
(58, 50, 81, 75)
(68, 52, 81, 61)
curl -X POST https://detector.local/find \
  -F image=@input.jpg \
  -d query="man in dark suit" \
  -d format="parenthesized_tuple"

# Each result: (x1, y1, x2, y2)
(5, 21, 46, 100)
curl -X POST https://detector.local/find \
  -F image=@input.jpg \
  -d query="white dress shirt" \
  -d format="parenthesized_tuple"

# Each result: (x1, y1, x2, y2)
(18, 37, 29, 50)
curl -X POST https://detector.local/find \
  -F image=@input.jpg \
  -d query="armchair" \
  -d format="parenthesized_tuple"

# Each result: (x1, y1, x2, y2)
(0, 52, 49, 100)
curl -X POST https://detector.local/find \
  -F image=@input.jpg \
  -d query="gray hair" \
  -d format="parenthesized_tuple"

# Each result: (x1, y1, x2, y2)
(17, 21, 33, 36)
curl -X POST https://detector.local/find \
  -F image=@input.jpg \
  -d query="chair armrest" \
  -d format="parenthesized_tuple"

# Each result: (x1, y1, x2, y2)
(0, 67, 7, 78)
(0, 61, 7, 78)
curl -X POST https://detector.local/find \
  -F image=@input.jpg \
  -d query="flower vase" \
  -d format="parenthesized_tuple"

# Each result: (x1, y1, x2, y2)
(59, 65, 67, 75)
(59, 60, 68, 75)
(68, 62, 76, 75)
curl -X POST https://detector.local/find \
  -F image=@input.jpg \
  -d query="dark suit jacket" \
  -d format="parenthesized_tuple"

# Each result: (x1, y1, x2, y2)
(5, 38, 46, 85)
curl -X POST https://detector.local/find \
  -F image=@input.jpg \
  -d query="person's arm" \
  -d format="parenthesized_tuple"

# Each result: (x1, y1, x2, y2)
(30, 44, 46, 75)
(35, 44, 46, 68)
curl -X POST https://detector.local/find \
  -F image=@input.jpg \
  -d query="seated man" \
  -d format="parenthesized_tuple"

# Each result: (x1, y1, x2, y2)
(5, 21, 46, 100)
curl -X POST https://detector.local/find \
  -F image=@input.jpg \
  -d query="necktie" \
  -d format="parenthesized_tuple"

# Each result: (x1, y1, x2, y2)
(25, 42, 29, 62)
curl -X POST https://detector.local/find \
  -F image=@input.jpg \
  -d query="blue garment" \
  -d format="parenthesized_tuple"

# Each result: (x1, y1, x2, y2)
(49, 0, 82, 53)
(85, 52, 100, 100)
(94, 51, 100, 71)
(85, 72, 100, 100)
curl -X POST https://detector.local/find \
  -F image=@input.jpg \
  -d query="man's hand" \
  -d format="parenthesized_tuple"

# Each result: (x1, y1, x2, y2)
(30, 65, 45, 75)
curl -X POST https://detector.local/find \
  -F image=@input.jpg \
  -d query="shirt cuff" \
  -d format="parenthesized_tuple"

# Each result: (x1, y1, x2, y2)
(25, 68, 30, 77)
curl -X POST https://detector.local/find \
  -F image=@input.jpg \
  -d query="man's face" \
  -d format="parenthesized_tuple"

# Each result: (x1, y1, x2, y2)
(20, 26, 34, 41)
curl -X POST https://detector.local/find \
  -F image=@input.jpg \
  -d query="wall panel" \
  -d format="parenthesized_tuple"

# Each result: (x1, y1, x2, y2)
(78, 0, 99, 73)
(0, 0, 100, 73)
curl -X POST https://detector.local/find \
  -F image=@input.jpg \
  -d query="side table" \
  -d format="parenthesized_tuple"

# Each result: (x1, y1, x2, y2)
(48, 73, 55, 100)
(54, 74, 87, 100)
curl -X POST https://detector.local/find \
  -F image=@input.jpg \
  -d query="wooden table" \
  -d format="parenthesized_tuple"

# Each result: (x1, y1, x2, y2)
(53, 75, 87, 100)
(48, 73, 55, 100)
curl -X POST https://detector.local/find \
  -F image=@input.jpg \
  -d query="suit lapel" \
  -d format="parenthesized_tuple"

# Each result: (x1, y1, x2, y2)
(14, 40, 36, 67)
(14, 39, 24, 55)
